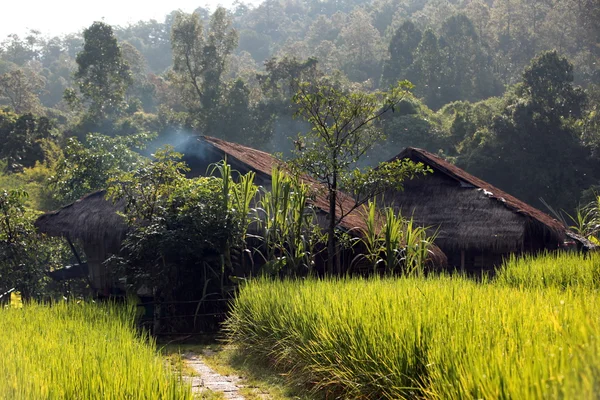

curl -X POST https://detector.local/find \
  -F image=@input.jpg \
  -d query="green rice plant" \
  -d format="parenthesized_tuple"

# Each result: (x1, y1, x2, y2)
(0, 301, 191, 399)
(227, 275, 600, 399)
(495, 251, 600, 289)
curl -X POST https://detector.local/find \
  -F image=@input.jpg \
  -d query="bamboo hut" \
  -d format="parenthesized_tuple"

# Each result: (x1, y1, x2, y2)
(384, 147, 595, 272)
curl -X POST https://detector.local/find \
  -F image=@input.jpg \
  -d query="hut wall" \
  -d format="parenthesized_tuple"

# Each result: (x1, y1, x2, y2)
(383, 172, 527, 269)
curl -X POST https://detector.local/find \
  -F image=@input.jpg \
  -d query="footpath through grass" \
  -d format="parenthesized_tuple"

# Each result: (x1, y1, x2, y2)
(227, 253, 600, 399)
(0, 301, 192, 400)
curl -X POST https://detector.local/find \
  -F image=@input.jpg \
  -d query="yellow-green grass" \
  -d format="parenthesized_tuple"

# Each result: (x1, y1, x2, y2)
(227, 276, 600, 399)
(0, 301, 192, 399)
(496, 251, 600, 289)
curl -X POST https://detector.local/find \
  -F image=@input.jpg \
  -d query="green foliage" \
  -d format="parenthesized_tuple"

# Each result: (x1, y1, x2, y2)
(352, 199, 436, 276)
(0, 109, 58, 170)
(381, 20, 421, 88)
(254, 167, 325, 275)
(0, 68, 46, 114)
(228, 274, 600, 399)
(0, 189, 66, 299)
(73, 22, 132, 120)
(107, 154, 256, 319)
(457, 51, 594, 211)
(291, 79, 432, 272)
(171, 8, 238, 131)
(0, 301, 191, 399)
(51, 132, 151, 204)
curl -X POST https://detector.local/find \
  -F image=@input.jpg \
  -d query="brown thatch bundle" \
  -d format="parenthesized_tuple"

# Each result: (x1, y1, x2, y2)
(35, 190, 127, 253)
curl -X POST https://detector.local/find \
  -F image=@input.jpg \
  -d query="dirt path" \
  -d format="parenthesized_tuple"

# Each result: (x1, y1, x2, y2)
(183, 352, 245, 399)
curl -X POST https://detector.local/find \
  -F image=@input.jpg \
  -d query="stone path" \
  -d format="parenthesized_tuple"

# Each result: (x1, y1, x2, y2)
(183, 352, 245, 399)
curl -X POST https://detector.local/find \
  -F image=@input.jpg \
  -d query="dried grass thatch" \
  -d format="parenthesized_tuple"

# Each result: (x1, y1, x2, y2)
(35, 190, 127, 254)
(386, 147, 594, 252)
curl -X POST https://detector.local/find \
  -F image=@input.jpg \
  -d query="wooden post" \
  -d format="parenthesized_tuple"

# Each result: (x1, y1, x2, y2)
(460, 250, 466, 270)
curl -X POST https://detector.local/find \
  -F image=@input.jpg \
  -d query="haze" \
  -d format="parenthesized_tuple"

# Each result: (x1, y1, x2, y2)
(0, 0, 262, 39)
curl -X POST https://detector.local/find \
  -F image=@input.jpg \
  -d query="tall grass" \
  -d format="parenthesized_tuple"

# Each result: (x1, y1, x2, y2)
(227, 276, 600, 399)
(496, 251, 600, 289)
(353, 200, 436, 276)
(255, 167, 325, 275)
(0, 301, 191, 399)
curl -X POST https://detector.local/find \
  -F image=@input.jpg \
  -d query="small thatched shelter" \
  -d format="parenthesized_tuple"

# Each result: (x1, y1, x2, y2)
(384, 147, 595, 272)
(35, 191, 126, 294)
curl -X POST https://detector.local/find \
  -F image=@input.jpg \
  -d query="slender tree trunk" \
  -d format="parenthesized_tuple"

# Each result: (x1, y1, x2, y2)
(327, 175, 337, 275)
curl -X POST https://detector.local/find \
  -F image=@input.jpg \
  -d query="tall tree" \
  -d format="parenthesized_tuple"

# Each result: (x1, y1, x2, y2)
(71, 22, 132, 120)
(337, 9, 384, 83)
(0, 68, 45, 114)
(381, 20, 422, 88)
(460, 51, 592, 211)
(439, 14, 499, 104)
(411, 29, 443, 109)
(291, 80, 431, 273)
(171, 8, 238, 133)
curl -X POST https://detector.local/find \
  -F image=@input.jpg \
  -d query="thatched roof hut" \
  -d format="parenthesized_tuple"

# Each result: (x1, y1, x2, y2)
(193, 136, 367, 232)
(35, 191, 126, 293)
(34, 139, 448, 288)
(384, 147, 595, 271)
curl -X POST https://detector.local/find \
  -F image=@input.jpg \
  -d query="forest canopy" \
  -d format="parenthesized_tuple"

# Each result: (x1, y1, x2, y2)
(0, 0, 599, 214)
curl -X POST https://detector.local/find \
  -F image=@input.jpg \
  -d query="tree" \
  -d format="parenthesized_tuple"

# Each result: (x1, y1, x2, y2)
(459, 51, 593, 211)
(50, 133, 150, 204)
(0, 68, 45, 114)
(171, 8, 238, 132)
(337, 9, 384, 83)
(411, 29, 443, 109)
(71, 22, 132, 120)
(438, 14, 499, 104)
(0, 109, 56, 170)
(0, 189, 64, 300)
(291, 80, 431, 273)
(381, 20, 422, 87)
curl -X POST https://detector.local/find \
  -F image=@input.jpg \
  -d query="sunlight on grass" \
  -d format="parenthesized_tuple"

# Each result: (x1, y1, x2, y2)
(227, 272, 600, 399)
(0, 301, 192, 399)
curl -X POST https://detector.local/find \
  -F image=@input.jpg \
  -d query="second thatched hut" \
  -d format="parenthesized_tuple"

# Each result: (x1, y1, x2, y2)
(382, 147, 594, 272)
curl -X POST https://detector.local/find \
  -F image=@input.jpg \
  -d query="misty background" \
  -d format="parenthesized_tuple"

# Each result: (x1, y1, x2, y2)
(0, 0, 599, 214)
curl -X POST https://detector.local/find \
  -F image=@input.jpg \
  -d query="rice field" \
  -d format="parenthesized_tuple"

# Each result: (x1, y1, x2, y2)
(495, 251, 600, 289)
(227, 259, 600, 399)
(0, 301, 192, 400)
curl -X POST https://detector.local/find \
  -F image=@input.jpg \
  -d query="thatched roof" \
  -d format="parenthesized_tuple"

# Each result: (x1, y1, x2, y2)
(35, 190, 127, 250)
(388, 147, 596, 251)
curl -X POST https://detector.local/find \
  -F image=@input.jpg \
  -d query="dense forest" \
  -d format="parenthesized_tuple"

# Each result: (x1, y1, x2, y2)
(0, 0, 599, 214)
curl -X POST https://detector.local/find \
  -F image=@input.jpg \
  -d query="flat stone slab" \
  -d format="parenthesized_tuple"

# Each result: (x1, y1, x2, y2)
(183, 352, 245, 400)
